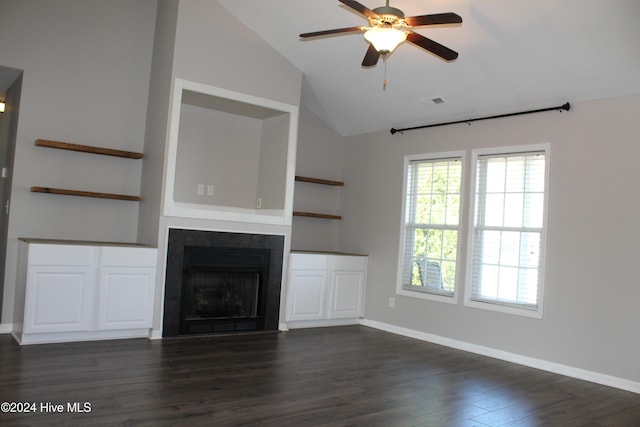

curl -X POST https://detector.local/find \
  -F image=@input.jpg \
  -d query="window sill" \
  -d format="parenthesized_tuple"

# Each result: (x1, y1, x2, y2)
(464, 298, 543, 319)
(396, 287, 457, 305)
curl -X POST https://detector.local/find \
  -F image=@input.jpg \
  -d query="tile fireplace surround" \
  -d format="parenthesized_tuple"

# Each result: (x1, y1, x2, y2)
(162, 228, 284, 337)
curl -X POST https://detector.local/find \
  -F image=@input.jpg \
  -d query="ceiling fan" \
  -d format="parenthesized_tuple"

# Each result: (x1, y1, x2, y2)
(299, 0, 462, 67)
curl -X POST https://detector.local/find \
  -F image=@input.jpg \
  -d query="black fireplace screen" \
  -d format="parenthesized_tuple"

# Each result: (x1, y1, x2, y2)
(184, 270, 260, 320)
(178, 245, 271, 335)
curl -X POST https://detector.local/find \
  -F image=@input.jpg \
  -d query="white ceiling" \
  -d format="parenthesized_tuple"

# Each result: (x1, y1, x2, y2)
(219, 0, 640, 136)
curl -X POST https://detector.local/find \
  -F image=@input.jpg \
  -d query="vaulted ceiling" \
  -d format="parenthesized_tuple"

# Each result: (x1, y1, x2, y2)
(219, 0, 640, 136)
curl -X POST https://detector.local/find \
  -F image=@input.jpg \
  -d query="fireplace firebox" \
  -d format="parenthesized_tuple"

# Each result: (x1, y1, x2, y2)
(163, 229, 284, 337)
(179, 246, 270, 334)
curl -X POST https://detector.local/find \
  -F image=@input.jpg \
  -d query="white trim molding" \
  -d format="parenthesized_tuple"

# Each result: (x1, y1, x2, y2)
(396, 151, 466, 305)
(162, 78, 298, 226)
(360, 318, 640, 395)
(149, 329, 163, 340)
(287, 318, 361, 330)
(464, 144, 551, 319)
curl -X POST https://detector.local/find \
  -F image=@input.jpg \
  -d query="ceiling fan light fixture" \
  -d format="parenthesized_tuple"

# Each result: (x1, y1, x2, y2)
(364, 27, 407, 54)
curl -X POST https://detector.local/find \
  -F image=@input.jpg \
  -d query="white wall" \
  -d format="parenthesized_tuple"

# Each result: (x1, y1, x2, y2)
(0, 0, 157, 325)
(341, 94, 640, 384)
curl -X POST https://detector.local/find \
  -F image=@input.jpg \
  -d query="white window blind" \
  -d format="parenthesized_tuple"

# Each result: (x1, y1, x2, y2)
(469, 150, 547, 311)
(401, 157, 462, 297)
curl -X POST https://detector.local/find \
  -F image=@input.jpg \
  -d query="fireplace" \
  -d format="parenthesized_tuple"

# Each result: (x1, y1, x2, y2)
(163, 229, 284, 337)
(180, 246, 269, 334)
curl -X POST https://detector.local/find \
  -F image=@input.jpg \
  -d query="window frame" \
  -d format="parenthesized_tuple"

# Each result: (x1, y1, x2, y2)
(464, 144, 550, 318)
(396, 151, 466, 304)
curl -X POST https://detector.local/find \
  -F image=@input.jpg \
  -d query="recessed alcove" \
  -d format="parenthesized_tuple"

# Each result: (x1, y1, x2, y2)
(163, 79, 298, 225)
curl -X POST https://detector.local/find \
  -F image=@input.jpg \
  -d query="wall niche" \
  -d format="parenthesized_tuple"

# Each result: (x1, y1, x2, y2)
(163, 79, 298, 225)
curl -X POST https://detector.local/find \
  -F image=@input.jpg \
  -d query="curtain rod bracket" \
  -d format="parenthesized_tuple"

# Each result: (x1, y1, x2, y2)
(390, 102, 571, 135)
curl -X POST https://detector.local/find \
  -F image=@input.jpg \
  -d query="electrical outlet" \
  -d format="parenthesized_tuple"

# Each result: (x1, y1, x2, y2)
(207, 185, 214, 196)
(389, 297, 395, 309)
(196, 184, 204, 196)
(256, 198, 262, 209)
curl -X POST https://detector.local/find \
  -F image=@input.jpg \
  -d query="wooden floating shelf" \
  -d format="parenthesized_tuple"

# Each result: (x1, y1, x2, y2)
(294, 176, 344, 220)
(35, 139, 144, 159)
(295, 176, 344, 186)
(31, 187, 140, 202)
(293, 211, 342, 220)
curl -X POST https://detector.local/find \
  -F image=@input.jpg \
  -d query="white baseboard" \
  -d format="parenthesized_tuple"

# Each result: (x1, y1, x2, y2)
(15, 328, 152, 345)
(360, 318, 640, 395)
(149, 330, 163, 340)
(287, 318, 360, 330)
(0, 323, 14, 334)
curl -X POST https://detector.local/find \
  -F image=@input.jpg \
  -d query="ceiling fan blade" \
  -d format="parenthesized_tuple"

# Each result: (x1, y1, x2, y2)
(406, 31, 458, 61)
(361, 44, 380, 67)
(300, 26, 364, 38)
(404, 12, 462, 27)
(338, 0, 379, 19)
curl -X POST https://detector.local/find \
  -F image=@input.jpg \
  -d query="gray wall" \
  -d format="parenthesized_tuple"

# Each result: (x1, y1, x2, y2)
(291, 106, 345, 252)
(0, 0, 303, 333)
(172, 1, 301, 108)
(174, 104, 262, 208)
(172, 105, 290, 210)
(339, 94, 640, 383)
(0, 0, 157, 325)
(5, 0, 633, 390)
(257, 114, 290, 210)
(137, 0, 179, 247)
(0, 70, 22, 317)
(150, 0, 303, 333)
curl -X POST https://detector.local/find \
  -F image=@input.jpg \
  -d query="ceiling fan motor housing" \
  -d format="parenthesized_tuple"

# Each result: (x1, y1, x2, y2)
(370, 6, 405, 27)
(372, 6, 404, 18)
(299, 1, 461, 65)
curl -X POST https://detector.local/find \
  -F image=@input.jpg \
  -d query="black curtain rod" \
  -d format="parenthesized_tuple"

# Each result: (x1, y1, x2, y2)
(390, 102, 571, 135)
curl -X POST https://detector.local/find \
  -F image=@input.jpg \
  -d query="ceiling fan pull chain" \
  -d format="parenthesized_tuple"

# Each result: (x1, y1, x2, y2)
(383, 57, 388, 91)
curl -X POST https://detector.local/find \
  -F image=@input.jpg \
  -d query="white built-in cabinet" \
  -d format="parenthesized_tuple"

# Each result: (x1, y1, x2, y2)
(287, 252, 367, 328)
(14, 239, 157, 345)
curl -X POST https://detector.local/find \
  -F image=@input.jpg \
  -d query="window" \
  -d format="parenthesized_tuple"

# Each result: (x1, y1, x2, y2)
(398, 153, 463, 300)
(466, 146, 549, 316)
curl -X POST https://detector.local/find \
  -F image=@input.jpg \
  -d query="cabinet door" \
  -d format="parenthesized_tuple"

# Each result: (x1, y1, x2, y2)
(327, 256, 367, 319)
(97, 267, 156, 330)
(328, 270, 365, 319)
(288, 269, 327, 321)
(24, 266, 94, 333)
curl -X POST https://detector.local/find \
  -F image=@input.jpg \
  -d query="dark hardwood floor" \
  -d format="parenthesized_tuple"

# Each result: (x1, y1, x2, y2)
(0, 326, 639, 426)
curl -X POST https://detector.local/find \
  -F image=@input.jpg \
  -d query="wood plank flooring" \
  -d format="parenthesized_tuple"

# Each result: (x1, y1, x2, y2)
(1, 326, 639, 426)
